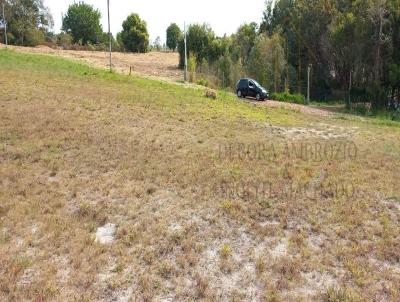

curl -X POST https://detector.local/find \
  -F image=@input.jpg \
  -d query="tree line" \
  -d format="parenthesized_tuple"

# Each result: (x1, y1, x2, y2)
(174, 0, 400, 108)
(262, 0, 400, 109)
(0, 1, 181, 53)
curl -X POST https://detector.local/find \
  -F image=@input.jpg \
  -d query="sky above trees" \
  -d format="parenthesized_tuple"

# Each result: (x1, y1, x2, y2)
(45, 0, 265, 44)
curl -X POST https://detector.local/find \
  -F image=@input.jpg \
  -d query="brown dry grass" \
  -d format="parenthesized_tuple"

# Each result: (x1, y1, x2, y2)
(0, 50, 399, 301)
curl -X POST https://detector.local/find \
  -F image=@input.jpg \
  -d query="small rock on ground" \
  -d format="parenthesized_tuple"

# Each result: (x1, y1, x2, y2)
(95, 223, 116, 245)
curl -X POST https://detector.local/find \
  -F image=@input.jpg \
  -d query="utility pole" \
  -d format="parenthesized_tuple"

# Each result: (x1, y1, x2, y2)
(307, 64, 311, 104)
(348, 70, 352, 107)
(2, 0, 7, 48)
(107, 0, 112, 72)
(285, 37, 289, 93)
(297, 33, 301, 94)
(184, 22, 188, 82)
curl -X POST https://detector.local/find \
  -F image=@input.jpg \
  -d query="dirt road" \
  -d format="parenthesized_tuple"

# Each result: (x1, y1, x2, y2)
(251, 99, 334, 116)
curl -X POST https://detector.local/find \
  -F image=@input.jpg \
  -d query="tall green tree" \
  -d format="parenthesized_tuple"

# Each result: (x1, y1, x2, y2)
(368, 0, 391, 108)
(388, 0, 400, 97)
(119, 13, 149, 53)
(166, 23, 181, 51)
(235, 22, 258, 65)
(260, 0, 400, 105)
(178, 24, 214, 68)
(62, 2, 102, 45)
(247, 33, 286, 92)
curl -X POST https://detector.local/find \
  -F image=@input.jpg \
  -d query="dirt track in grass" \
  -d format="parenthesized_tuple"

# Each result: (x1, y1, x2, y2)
(250, 99, 334, 117)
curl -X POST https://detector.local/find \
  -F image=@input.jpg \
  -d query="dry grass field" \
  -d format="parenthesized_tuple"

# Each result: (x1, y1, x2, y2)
(0, 49, 399, 301)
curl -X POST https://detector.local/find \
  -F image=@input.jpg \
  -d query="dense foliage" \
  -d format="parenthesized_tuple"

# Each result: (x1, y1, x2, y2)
(260, 0, 400, 108)
(2, 0, 53, 46)
(62, 2, 102, 45)
(175, 0, 400, 108)
(166, 23, 181, 51)
(119, 13, 149, 53)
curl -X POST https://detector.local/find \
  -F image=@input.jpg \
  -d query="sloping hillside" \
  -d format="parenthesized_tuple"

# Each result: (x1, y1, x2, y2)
(0, 50, 399, 301)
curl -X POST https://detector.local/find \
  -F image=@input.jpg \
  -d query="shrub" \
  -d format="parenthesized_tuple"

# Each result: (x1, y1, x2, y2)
(196, 78, 209, 87)
(57, 33, 73, 49)
(350, 103, 370, 115)
(205, 89, 217, 99)
(322, 287, 358, 302)
(188, 54, 197, 83)
(220, 244, 231, 259)
(271, 92, 306, 104)
(87, 43, 96, 52)
(391, 109, 400, 121)
(25, 29, 45, 47)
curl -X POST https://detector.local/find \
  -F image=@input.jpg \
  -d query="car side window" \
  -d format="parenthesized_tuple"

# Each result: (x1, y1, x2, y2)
(249, 81, 254, 87)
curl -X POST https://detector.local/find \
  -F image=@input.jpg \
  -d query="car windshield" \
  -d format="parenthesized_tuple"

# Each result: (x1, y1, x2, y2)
(252, 80, 263, 89)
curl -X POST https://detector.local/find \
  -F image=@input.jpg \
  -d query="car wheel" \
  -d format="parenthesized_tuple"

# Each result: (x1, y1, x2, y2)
(256, 93, 261, 101)
(237, 90, 242, 98)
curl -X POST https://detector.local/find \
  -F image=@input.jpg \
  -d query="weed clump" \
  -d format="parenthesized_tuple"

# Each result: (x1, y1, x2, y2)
(271, 92, 305, 104)
(220, 244, 231, 259)
(205, 89, 217, 100)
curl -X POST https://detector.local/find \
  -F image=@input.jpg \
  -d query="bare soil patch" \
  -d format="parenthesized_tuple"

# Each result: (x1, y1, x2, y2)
(253, 99, 334, 117)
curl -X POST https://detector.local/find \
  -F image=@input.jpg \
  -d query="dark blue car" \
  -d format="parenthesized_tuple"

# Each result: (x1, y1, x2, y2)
(236, 78, 269, 101)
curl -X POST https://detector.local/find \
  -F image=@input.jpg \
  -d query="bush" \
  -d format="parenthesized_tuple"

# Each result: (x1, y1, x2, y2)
(205, 89, 217, 99)
(25, 29, 45, 47)
(350, 103, 370, 115)
(196, 78, 209, 87)
(370, 108, 400, 121)
(271, 92, 306, 104)
(87, 43, 96, 51)
(188, 54, 197, 83)
(391, 109, 400, 121)
(57, 33, 73, 49)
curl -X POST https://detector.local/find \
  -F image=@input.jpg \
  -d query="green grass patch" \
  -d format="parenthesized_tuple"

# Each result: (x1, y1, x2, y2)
(271, 92, 306, 105)
(0, 49, 307, 127)
(337, 104, 400, 128)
